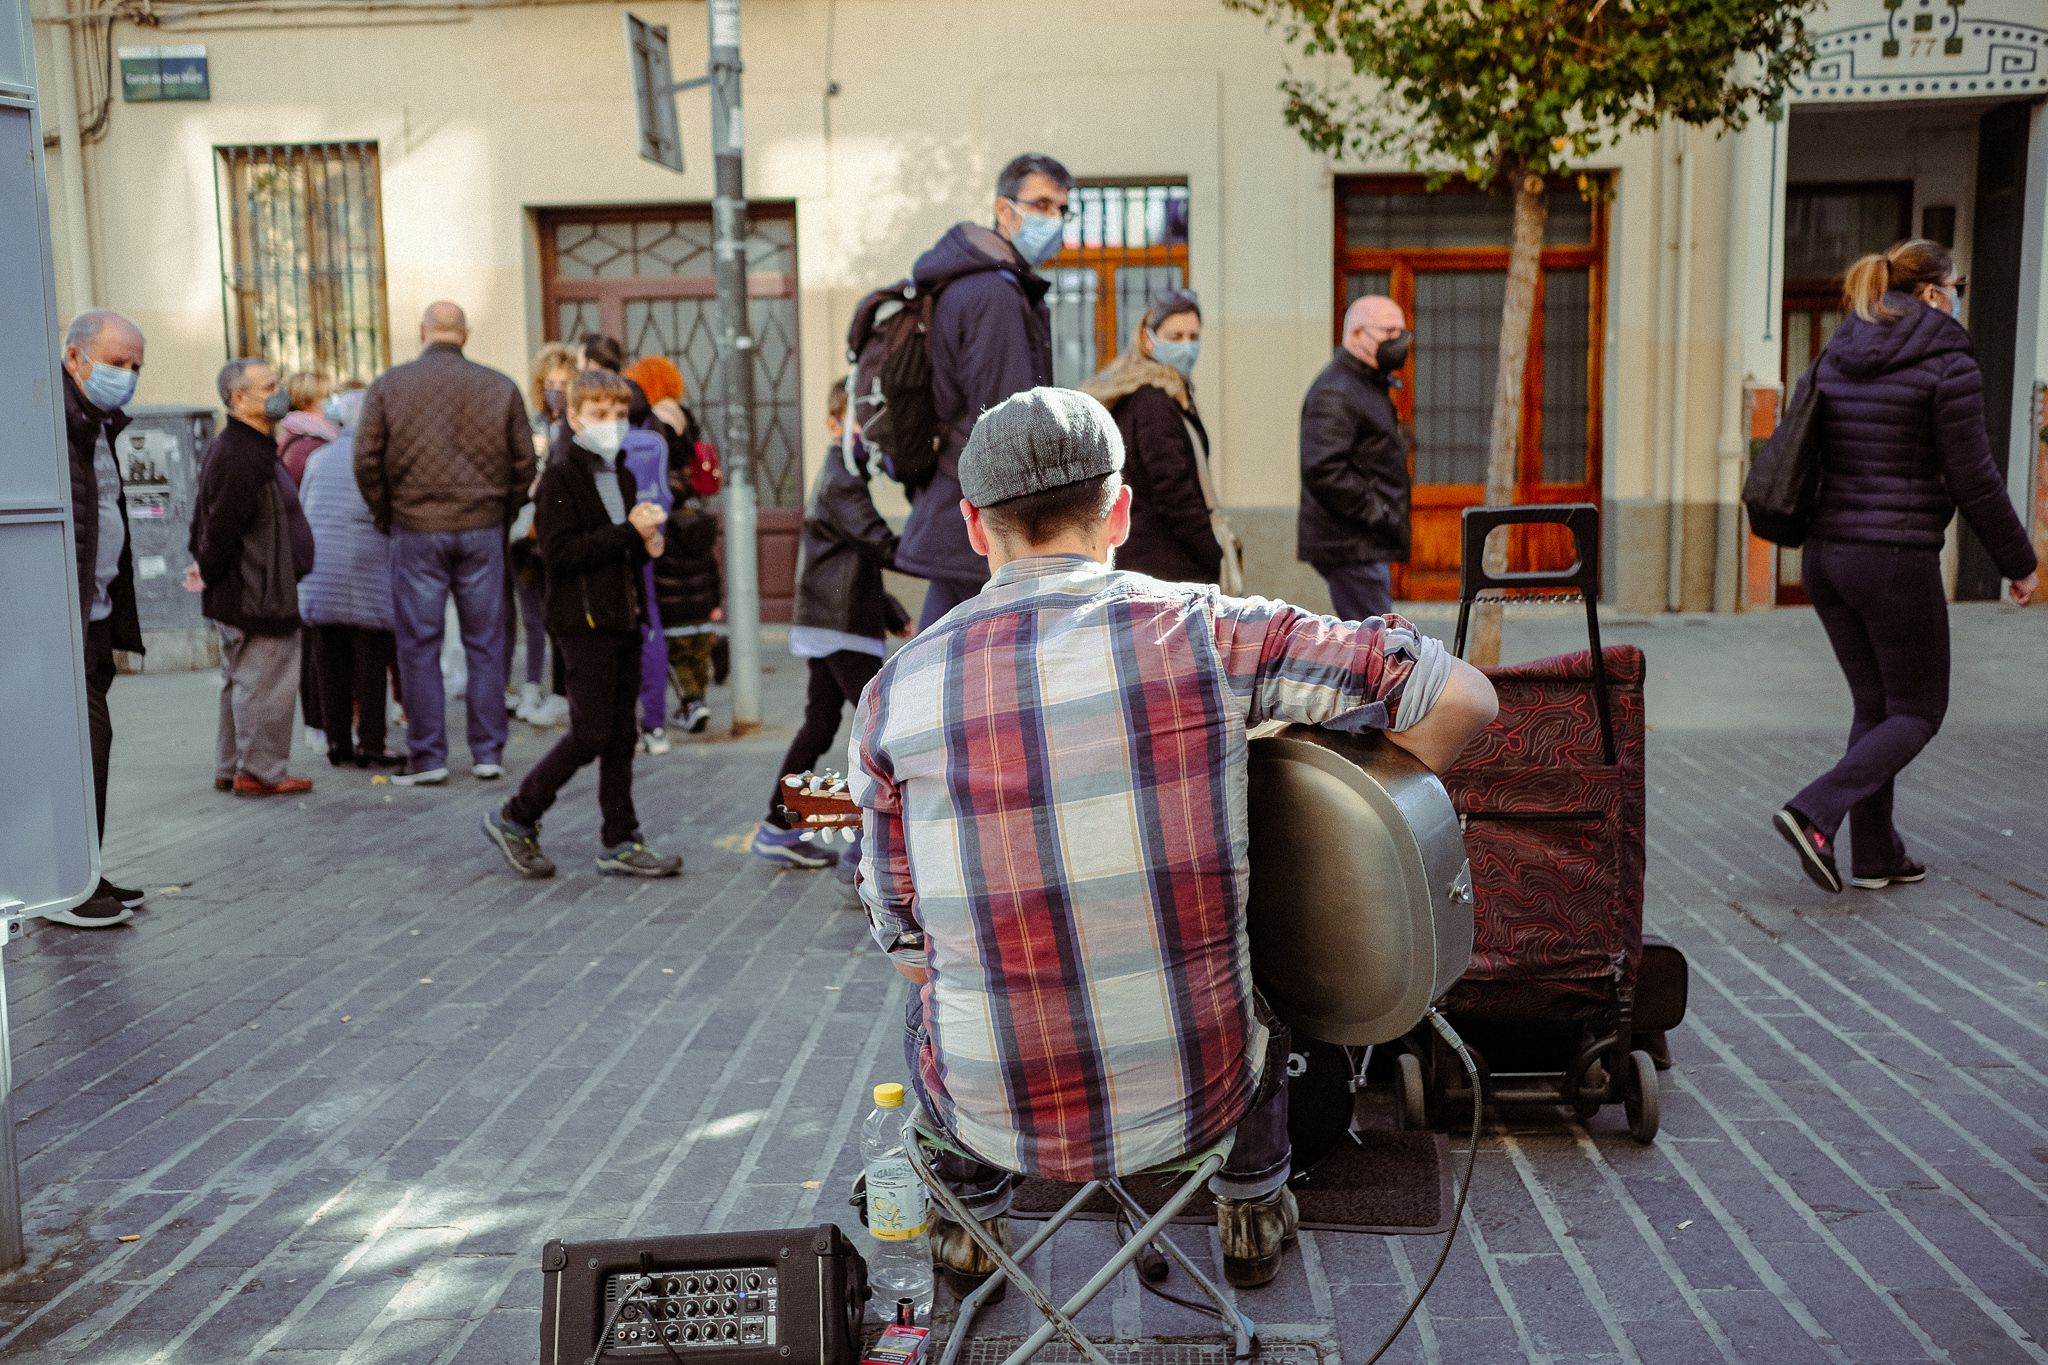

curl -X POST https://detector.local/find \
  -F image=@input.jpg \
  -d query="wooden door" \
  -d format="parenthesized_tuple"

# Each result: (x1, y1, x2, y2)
(1336, 179, 1606, 599)
(538, 205, 805, 620)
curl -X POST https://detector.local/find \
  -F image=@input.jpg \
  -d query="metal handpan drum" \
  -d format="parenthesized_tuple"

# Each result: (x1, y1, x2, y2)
(1246, 727, 1475, 1045)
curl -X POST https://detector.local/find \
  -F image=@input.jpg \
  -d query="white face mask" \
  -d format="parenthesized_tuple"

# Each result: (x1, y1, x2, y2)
(574, 419, 626, 459)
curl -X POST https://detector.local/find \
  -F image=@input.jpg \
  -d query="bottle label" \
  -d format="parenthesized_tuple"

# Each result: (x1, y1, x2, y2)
(865, 1156, 929, 1240)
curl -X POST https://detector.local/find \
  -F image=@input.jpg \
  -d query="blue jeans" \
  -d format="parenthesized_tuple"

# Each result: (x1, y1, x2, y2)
(390, 527, 509, 771)
(1313, 560, 1394, 622)
(1789, 540, 1949, 875)
(901, 990, 1292, 1219)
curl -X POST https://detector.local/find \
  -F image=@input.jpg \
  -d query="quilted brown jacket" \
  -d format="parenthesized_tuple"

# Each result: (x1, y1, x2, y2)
(352, 342, 534, 534)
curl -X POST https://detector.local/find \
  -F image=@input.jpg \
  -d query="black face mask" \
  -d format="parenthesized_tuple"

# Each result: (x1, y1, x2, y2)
(1374, 330, 1413, 372)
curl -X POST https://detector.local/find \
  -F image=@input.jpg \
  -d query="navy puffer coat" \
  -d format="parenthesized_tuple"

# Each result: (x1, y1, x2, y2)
(1809, 292, 2036, 581)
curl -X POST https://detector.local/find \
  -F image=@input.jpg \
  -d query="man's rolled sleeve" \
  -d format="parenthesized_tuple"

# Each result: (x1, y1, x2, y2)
(1211, 593, 1449, 735)
(848, 703, 926, 969)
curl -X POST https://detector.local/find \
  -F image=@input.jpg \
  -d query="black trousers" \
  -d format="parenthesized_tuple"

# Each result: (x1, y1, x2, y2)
(84, 617, 116, 846)
(763, 650, 884, 827)
(312, 625, 396, 760)
(508, 630, 642, 847)
(1788, 540, 1949, 875)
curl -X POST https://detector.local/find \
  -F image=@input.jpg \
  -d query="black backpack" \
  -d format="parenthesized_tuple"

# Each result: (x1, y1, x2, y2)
(1742, 360, 1826, 547)
(845, 280, 943, 491)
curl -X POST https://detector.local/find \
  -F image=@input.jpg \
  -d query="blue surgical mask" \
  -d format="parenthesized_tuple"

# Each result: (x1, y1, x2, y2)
(1009, 209, 1064, 266)
(82, 360, 138, 412)
(1151, 337, 1200, 378)
(322, 394, 344, 424)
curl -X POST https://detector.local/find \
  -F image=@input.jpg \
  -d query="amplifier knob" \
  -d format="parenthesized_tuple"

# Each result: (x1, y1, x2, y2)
(664, 1323, 682, 1344)
(745, 1272, 763, 1291)
(723, 1273, 739, 1292)
(722, 1295, 737, 1315)
(722, 1322, 739, 1342)
(664, 1277, 682, 1297)
(683, 1324, 701, 1343)
(684, 1275, 701, 1295)
(683, 1299, 700, 1317)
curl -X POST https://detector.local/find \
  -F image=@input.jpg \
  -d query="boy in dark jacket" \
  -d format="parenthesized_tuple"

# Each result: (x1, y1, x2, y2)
(754, 382, 909, 871)
(481, 369, 682, 880)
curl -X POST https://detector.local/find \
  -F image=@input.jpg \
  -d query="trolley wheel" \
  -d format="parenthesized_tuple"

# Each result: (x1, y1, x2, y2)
(1624, 1049, 1660, 1144)
(1396, 1051, 1428, 1132)
(1569, 1057, 1608, 1121)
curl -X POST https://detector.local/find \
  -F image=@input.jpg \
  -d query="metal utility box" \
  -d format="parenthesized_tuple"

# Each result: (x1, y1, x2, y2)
(117, 403, 216, 667)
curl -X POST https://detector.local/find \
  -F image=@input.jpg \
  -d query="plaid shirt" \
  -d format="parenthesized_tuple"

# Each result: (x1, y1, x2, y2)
(849, 555, 1447, 1182)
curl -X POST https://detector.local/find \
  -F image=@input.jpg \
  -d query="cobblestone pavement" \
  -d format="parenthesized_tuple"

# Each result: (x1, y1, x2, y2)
(1, 608, 2043, 1364)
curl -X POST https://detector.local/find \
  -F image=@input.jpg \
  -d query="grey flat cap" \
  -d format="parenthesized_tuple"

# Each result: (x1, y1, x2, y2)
(959, 387, 1125, 508)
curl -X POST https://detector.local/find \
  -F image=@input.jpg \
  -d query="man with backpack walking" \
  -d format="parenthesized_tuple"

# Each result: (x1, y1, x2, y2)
(890, 153, 1070, 630)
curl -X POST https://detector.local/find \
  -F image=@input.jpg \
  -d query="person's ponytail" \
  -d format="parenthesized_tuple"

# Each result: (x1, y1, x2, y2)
(1842, 253, 1896, 323)
(1842, 238, 1954, 324)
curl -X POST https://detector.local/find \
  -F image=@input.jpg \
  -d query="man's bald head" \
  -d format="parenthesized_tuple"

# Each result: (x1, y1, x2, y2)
(1342, 295, 1407, 370)
(420, 301, 469, 346)
(62, 309, 145, 399)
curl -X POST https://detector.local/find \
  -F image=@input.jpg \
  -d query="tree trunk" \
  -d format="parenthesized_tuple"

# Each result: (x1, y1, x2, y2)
(1464, 171, 1548, 666)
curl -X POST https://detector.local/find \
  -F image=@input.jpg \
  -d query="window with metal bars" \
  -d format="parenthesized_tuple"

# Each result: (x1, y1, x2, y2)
(1045, 181, 1190, 388)
(215, 142, 391, 383)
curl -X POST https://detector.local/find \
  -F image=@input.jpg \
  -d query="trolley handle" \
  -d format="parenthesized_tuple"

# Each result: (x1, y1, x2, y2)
(1451, 502, 1617, 766)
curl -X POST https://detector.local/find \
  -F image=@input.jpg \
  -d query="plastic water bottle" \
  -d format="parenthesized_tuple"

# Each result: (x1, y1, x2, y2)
(861, 1083, 934, 1322)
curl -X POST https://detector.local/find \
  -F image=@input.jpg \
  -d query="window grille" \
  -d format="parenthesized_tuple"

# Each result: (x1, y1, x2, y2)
(1045, 182, 1190, 388)
(215, 142, 390, 383)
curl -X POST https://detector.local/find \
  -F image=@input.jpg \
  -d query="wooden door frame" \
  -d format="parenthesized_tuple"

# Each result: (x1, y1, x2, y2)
(1333, 177, 1609, 597)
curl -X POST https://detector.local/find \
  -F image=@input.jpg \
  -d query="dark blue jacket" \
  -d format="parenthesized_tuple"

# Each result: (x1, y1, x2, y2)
(894, 223, 1052, 585)
(1810, 293, 2036, 580)
(1296, 348, 1412, 566)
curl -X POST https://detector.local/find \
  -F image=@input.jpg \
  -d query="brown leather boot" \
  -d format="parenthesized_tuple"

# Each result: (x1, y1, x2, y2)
(930, 1213, 1010, 1302)
(1215, 1186, 1299, 1288)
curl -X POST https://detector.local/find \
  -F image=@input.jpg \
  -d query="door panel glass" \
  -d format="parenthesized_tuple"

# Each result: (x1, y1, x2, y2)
(1344, 187, 1591, 249)
(623, 295, 804, 508)
(1411, 271, 1506, 486)
(1540, 268, 1591, 484)
(1343, 270, 1391, 312)
(1045, 266, 1098, 388)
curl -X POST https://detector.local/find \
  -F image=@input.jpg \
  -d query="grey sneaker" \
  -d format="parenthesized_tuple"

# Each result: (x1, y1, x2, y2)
(473, 763, 504, 780)
(482, 806, 555, 879)
(392, 766, 450, 787)
(596, 840, 683, 878)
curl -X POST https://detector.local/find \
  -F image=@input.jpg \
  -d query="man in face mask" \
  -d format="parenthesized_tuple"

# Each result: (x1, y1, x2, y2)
(54, 310, 148, 927)
(1296, 294, 1417, 622)
(894, 152, 1070, 631)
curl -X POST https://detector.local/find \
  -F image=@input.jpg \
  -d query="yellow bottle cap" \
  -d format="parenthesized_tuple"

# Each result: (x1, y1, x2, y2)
(873, 1083, 906, 1108)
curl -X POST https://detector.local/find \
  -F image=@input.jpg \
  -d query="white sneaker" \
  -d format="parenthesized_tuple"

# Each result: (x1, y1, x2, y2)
(305, 726, 327, 753)
(640, 727, 672, 756)
(391, 766, 450, 786)
(515, 681, 544, 721)
(529, 694, 570, 728)
(473, 763, 504, 780)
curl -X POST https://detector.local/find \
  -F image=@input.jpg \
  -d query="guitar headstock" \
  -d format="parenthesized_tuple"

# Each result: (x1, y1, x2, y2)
(778, 771, 862, 844)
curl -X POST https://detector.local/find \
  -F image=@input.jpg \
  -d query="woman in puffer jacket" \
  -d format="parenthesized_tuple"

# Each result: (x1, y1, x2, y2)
(1774, 238, 2037, 894)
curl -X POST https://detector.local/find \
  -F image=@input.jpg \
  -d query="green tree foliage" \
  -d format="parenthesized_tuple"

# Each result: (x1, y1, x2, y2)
(1228, 0, 1816, 652)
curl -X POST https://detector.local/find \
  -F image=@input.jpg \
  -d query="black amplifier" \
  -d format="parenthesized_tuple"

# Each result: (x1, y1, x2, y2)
(539, 1225, 868, 1365)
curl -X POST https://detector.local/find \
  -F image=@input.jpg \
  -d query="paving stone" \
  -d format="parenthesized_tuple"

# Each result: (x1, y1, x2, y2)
(2, 613, 2045, 1364)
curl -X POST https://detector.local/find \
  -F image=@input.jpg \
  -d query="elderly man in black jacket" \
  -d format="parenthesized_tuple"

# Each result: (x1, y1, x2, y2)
(58, 310, 147, 927)
(186, 358, 316, 798)
(1297, 295, 1415, 621)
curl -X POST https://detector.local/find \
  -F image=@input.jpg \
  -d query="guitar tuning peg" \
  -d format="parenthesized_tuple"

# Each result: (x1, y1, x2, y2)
(797, 830, 816, 843)
(840, 827, 857, 845)
(782, 775, 801, 789)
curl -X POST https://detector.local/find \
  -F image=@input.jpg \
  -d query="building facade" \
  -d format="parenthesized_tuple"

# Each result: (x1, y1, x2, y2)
(30, 0, 2048, 622)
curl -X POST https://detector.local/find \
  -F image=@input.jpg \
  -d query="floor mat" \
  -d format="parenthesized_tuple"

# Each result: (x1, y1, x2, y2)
(1008, 1131, 1453, 1236)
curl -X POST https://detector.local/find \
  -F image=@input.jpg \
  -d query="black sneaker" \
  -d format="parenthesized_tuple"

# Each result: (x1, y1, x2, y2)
(98, 878, 147, 910)
(45, 892, 134, 929)
(596, 840, 683, 878)
(482, 806, 556, 879)
(1850, 858, 1928, 890)
(1774, 807, 1842, 894)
